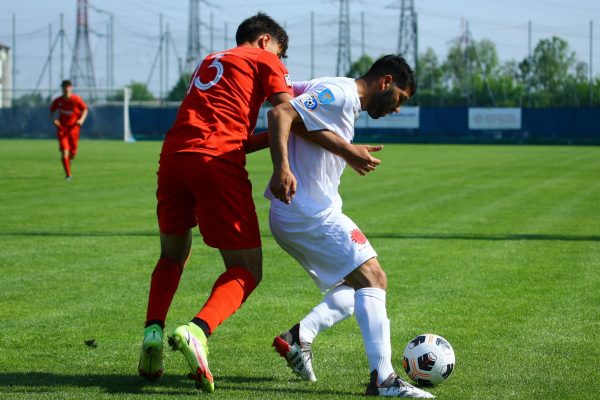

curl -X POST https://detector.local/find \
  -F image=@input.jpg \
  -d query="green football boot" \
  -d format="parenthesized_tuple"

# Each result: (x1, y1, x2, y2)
(138, 324, 164, 381)
(168, 323, 214, 393)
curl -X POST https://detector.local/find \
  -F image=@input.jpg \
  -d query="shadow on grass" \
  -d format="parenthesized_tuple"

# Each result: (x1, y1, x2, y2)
(0, 372, 358, 396)
(367, 232, 600, 242)
(1, 231, 600, 242)
(0, 372, 191, 395)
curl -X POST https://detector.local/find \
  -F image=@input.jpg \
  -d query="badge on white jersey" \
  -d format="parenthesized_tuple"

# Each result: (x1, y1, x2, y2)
(299, 92, 319, 111)
(317, 88, 335, 105)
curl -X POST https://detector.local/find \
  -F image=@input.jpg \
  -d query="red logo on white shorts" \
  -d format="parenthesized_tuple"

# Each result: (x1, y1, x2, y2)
(350, 229, 368, 245)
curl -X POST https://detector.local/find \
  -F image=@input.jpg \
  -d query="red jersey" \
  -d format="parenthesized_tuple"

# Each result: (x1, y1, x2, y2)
(50, 94, 87, 126)
(161, 46, 292, 164)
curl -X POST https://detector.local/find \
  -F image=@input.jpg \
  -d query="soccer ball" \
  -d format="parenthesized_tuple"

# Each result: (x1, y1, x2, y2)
(402, 333, 455, 386)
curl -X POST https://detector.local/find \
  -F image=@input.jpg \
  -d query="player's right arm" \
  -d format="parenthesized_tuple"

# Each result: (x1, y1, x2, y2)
(50, 100, 60, 128)
(268, 92, 381, 175)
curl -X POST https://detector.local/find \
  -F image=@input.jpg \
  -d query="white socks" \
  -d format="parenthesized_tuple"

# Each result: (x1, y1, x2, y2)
(298, 285, 394, 385)
(354, 287, 394, 384)
(299, 284, 355, 343)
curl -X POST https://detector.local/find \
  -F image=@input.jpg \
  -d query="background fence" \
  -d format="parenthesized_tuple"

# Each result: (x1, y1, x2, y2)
(2, 105, 600, 145)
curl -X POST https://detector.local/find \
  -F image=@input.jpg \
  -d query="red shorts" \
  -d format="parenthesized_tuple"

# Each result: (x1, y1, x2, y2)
(56, 125, 80, 155)
(156, 153, 261, 250)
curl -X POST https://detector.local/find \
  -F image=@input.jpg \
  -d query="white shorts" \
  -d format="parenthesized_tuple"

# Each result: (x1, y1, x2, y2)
(269, 207, 377, 292)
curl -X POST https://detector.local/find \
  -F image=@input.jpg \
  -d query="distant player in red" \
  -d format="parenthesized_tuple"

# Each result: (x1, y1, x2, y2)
(137, 13, 293, 391)
(49, 80, 87, 180)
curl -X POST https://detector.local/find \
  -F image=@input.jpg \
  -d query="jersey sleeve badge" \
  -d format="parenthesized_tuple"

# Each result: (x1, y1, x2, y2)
(317, 88, 335, 105)
(299, 92, 319, 111)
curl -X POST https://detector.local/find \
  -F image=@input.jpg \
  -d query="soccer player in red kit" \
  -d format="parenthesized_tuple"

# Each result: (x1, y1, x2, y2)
(137, 13, 293, 392)
(49, 80, 88, 180)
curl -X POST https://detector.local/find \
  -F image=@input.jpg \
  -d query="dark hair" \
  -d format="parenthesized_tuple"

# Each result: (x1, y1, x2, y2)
(362, 55, 416, 96)
(235, 12, 289, 58)
(61, 79, 72, 88)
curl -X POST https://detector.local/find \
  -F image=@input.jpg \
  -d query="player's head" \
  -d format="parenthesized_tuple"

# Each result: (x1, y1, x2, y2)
(236, 12, 289, 58)
(61, 79, 73, 96)
(360, 55, 416, 119)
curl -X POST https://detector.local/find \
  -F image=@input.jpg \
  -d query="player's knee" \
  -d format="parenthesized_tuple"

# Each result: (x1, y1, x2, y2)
(364, 258, 387, 289)
(159, 250, 189, 267)
(374, 268, 387, 290)
(153, 256, 184, 276)
(245, 265, 262, 286)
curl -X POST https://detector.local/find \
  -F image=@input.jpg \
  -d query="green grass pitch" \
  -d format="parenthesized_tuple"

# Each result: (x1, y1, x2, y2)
(1, 139, 599, 399)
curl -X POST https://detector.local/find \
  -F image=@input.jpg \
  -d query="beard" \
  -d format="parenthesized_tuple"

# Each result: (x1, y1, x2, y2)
(367, 108, 384, 119)
(367, 89, 396, 119)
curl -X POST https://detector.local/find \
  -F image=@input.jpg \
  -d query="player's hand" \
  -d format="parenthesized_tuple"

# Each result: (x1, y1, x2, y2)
(53, 119, 61, 128)
(270, 168, 297, 204)
(344, 144, 383, 176)
(76, 120, 83, 126)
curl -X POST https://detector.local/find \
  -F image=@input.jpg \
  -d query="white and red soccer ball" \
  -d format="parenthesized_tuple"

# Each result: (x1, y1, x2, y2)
(402, 333, 456, 386)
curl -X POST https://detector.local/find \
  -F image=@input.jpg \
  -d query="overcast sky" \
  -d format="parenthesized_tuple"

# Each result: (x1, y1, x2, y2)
(1, 0, 599, 95)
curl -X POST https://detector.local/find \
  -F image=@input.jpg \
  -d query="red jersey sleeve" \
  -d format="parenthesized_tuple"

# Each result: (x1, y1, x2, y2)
(50, 98, 59, 112)
(256, 51, 292, 100)
(75, 95, 87, 111)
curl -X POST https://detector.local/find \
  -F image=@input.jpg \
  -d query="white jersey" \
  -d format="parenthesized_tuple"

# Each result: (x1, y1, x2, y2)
(265, 77, 361, 217)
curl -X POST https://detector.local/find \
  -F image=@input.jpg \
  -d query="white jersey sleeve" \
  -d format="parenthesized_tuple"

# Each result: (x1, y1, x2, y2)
(289, 83, 353, 141)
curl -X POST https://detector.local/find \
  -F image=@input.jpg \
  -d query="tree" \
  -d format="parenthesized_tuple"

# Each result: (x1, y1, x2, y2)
(166, 73, 191, 102)
(443, 38, 500, 105)
(13, 93, 47, 107)
(111, 82, 155, 101)
(522, 36, 577, 106)
(416, 47, 445, 106)
(346, 55, 374, 78)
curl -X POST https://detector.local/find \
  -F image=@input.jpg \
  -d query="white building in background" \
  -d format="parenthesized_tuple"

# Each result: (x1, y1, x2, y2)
(0, 43, 11, 108)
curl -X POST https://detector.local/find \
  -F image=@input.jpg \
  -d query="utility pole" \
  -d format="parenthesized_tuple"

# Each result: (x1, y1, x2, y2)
(159, 13, 164, 100)
(166, 22, 170, 96)
(361, 11, 365, 74)
(185, 0, 201, 73)
(60, 13, 64, 81)
(49, 23, 53, 89)
(109, 13, 114, 88)
(311, 11, 315, 79)
(106, 20, 110, 90)
(528, 20, 532, 107)
(336, 0, 351, 76)
(210, 13, 214, 53)
(590, 20, 594, 106)
(397, 0, 418, 73)
(71, 0, 96, 96)
(465, 20, 470, 105)
(12, 14, 16, 98)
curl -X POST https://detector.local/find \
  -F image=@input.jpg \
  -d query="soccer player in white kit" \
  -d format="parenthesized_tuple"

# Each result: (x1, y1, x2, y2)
(267, 55, 434, 398)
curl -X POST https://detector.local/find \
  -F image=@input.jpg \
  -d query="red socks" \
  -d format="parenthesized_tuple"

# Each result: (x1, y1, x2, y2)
(145, 257, 184, 326)
(145, 261, 256, 334)
(61, 156, 71, 177)
(195, 266, 257, 335)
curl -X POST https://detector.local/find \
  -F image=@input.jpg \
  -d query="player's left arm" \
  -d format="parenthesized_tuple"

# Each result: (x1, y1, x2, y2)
(267, 101, 303, 204)
(292, 124, 382, 176)
(253, 89, 380, 170)
(76, 98, 88, 126)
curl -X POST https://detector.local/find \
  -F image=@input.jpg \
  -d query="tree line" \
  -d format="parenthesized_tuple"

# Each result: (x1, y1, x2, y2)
(348, 35, 600, 107)
(12, 35, 599, 108)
